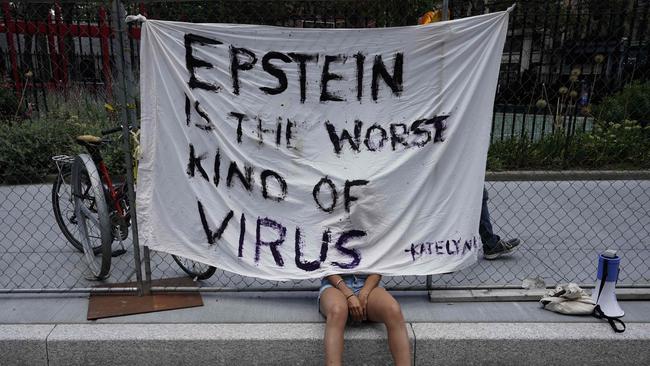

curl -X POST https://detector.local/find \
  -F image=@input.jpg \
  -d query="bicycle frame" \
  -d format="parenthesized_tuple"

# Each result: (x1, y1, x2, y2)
(98, 160, 126, 217)
(82, 143, 129, 226)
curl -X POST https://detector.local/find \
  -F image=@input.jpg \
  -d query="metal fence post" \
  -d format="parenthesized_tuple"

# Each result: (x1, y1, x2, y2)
(54, 2, 68, 85)
(111, 0, 147, 296)
(2, 1, 20, 91)
(144, 246, 152, 291)
(99, 6, 113, 97)
(442, 0, 449, 20)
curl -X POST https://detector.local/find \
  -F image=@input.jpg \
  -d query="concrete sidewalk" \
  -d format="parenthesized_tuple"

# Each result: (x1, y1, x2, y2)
(1, 292, 649, 365)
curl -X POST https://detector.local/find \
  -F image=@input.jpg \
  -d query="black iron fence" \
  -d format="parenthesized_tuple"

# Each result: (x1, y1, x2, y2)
(1, 0, 649, 293)
(2, 1, 649, 140)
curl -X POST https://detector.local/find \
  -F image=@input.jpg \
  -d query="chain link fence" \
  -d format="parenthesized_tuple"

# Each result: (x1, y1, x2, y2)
(1, 0, 649, 292)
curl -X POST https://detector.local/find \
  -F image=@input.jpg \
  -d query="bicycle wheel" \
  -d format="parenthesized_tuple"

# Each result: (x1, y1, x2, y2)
(52, 165, 83, 252)
(172, 255, 217, 280)
(72, 154, 113, 279)
(52, 166, 104, 254)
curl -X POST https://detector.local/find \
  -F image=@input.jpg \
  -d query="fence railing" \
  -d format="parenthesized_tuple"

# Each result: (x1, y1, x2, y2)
(1, 0, 649, 293)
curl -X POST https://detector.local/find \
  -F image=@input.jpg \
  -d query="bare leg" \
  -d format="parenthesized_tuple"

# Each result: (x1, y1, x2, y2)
(320, 287, 348, 366)
(366, 288, 411, 366)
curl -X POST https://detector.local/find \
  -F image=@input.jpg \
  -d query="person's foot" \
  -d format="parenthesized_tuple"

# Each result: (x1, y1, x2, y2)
(483, 238, 521, 260)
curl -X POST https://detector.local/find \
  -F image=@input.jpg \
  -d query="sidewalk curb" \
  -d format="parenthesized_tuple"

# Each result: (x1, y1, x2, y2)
(2, 322, 648, 365)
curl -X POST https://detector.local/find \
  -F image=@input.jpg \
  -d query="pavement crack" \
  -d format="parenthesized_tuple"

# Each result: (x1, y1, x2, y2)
(409, 322, 416, 366)
(45, 324, 57, 366)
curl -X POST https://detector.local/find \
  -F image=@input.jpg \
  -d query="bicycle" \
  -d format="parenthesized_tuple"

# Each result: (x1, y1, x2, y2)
(52, 126, 217, 281)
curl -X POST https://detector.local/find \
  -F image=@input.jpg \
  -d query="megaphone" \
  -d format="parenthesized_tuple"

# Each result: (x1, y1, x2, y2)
(592, 249, 624, 318)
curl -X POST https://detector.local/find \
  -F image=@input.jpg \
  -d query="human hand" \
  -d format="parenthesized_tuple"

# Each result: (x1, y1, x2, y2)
(347, 295, 364, 322)
(357, 289, 370, 320)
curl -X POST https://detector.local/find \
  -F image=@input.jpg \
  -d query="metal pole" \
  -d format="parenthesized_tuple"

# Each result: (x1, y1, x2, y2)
(144, 245, 152, 293)
(2, 283, 649, 294)
(0, 287, 139, 294)
(2, 1, 21, 91)
(148, 286, 433, 293)
(442, 0, 449, 21)
(111, 0, 146, 296)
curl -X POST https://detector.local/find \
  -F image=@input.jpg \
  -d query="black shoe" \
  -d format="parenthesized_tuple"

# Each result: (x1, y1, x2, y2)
(483, 238, 520, 260)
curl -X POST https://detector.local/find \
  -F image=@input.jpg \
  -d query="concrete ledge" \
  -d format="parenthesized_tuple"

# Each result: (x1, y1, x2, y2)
(47, 323, 414, 366)
(4, 322, 650, 365)
(414, 323, 650, 366)
(0, 324, 53, 366)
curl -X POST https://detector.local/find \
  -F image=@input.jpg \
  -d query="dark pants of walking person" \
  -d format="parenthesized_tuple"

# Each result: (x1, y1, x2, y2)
(479, 186, 521, 260)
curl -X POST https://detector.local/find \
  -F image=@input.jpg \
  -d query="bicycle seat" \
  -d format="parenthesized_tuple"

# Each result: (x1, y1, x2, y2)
(76, 135, 103, 146)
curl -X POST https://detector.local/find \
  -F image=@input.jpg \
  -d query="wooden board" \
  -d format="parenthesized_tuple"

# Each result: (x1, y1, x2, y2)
(87, 277, 203, 320)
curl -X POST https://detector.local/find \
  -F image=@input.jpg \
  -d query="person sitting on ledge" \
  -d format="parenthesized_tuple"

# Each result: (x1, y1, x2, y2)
(319, 274, 411, 366)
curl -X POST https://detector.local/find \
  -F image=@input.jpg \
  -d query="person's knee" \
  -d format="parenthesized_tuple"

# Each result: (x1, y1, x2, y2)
(385, 302, 404, 324)
(327, 303, 348, 323)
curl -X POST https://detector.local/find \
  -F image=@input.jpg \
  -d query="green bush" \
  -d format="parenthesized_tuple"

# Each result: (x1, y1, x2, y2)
(488, 120, 650, 170)
(0, 111, 126, 184)
(0, 88, 20, 118)
(593, 82, 650, 124)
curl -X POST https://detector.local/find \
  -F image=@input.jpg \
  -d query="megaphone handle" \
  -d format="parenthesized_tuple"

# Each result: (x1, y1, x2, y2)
(596, 260, 608, 303)
(593, 305, 626, 333)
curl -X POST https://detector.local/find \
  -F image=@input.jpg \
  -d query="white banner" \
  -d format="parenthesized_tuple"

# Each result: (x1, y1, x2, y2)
(137, 11, 509, 280)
